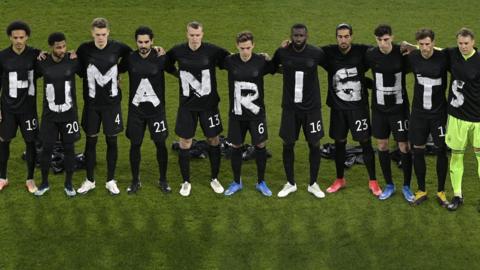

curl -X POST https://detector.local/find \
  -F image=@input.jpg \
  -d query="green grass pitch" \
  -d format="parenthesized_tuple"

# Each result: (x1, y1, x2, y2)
(1, 0, 480, 269)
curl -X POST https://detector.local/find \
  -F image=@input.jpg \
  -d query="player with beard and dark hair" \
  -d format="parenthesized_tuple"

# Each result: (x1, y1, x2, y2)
(165, 21, 230, 197)
(120, 26, 171, 194)
(221, 31, 274, 196)
(0, 20, 40, 193)
(76, 17, 132, 195)
(365, 24, 413, 202)
(404, 28, 449, 206)
(321, 23, 381, 196)
(34, 32, 81, 197)
(272, 23, 327, 198)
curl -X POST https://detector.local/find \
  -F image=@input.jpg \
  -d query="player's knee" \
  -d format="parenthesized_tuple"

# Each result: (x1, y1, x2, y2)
(105, 135, 117, 146)
(377, 139, 389, 151)
(398, 141, 410, 153)
(86, 135, 98, 145)
(255, 141, 266, 149)
(179, 138, 192, 149)
(207, 136, 219, 146)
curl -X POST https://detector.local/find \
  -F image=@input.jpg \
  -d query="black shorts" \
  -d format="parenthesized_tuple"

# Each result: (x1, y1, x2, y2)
(0, 111, 38, 142)
(409, 112, 447, 147)
(371, 109, 409, 142)
(279, 109, 324, 144)
(329, 107, 371, 141)
(228, 116, 268, 146)
(40, 119, 81, 144)
(175, 106, 223, 139)
(126, 111, 168, 144)
(81, 105, 123, 136)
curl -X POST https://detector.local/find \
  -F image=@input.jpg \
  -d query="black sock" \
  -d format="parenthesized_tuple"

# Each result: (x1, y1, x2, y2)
(130, 143, 141, 184)
(378, 150, 393, 184)
(106, 136, 118, 182)
(178, 148, 190, 182)
(309, 143, 321, 186)
(255, 146, 267, 183)
(334, 140, 346, 179)
(63, 143, 75, 189)
(436, 146, 448, 192)
(25, 141, 36, 179)
(360, 140, 376, 180)
(401, 150, 412, 187)
(413, 148, 426, 191)
(231, 147, 242, 184)
(208, 144, 221, 179)
(0, 141, 10, 179)
(282, 143, 295, 185)
(84, 136, 97, 182)
(155, 141, 168, 183)
(40, 143, 54, 187)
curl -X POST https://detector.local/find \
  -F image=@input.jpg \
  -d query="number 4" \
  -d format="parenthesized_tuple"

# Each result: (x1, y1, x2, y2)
(115, 114, 121, 125)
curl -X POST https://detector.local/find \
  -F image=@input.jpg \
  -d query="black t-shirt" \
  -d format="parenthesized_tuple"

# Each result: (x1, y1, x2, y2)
(0, 46, 40, 114)
(272, 44, 327, 111)
(77, 40, 131, 108)
(166, 42, 230, 110)
(407, 49, 448, 117)
(365, 44, 409, 113)
(222, 53, 275, 120)
(446, 47, 480, 122)
(36, 53, 80, 122)
(122, 50, 167, 118)
(322, 44, 371, 110)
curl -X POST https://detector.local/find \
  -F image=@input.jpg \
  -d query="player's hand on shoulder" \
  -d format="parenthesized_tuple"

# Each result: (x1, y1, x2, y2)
(281, 39, 290, 48)
(37, 51, 48, 61)
(400, 41, 416, 55)
(69, 50, 78, 59)
(258, 52, 271, 61)
(154, 46, 166, 56)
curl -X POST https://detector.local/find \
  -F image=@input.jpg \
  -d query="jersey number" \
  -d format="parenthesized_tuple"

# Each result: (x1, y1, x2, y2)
(355, 119, 368, 131)
(25, 119, 37, 131)
(66, 121, 79, 134)
(115, 114, 121, 125)
(309, 120, 322, 134)
(208, 114, 220, 128)
(153, 121, 167, 133)
(258, 123, 265, 134)
(397, 120, 409, 132)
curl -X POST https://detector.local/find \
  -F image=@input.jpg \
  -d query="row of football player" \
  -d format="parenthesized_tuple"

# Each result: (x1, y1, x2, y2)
(0, 19, 478, 211)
